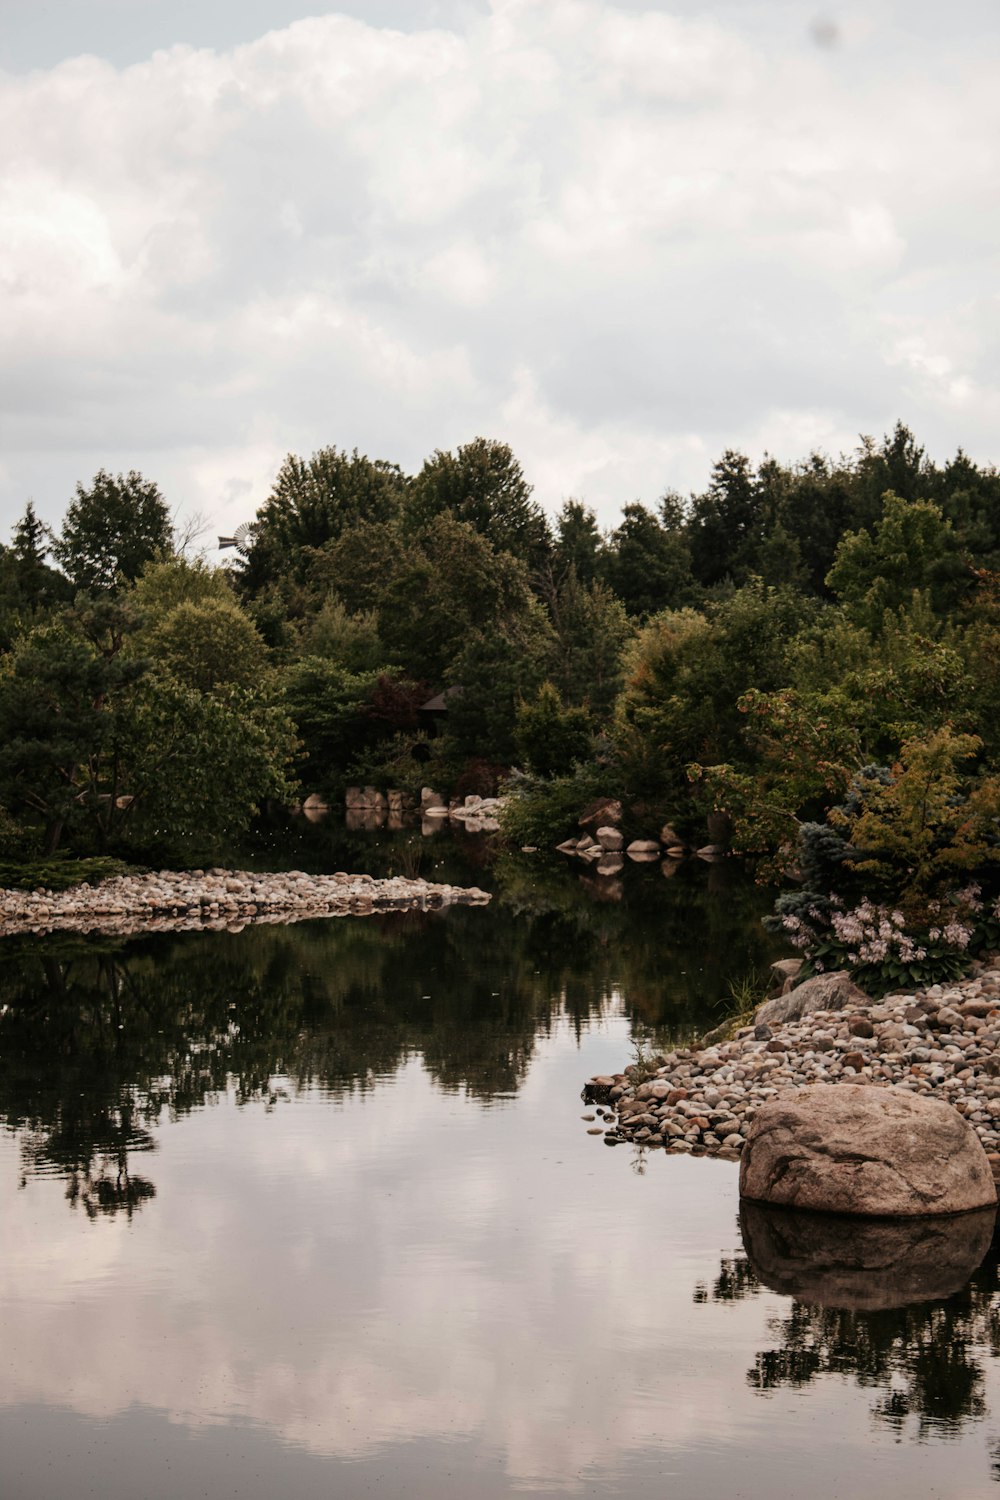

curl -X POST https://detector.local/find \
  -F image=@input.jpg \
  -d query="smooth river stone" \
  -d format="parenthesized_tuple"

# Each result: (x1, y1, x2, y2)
(739, 1083, 998, 1217)
(740, 1199, 997, 1309)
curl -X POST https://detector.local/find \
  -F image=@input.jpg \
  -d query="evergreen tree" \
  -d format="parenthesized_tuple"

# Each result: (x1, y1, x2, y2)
(601, 502, 693, 616)
(553, 500, 603, 585)
(688, 450, 763, 587)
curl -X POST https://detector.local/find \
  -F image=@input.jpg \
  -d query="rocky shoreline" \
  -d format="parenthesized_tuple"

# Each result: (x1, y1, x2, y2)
(0, 868, 491, 937)
(584, 962, 1000, 1167)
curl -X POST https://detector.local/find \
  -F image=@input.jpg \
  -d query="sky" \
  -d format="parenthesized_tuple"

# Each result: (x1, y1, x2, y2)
(1, 0, 999, 546)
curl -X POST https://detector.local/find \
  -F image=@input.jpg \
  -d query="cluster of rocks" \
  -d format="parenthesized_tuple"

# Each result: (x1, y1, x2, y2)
(557, 825, 679, 876)
(0, 868, 491, 937)
(583, 962, 1000, 1173)
(297, 786, 415, 832)
(299, 785, 507, 835)
(420, 788, 504, 833)
(556, 798, 727, 875)
(343, 786, 413, 817)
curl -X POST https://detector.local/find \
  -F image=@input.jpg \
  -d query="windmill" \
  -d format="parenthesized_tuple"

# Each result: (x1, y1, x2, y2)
(217, 521, 256, 554)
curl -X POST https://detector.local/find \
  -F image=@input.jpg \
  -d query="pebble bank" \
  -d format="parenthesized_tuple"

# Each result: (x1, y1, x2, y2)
(584, 963, 1000, 1166)
(0, 869, 491, 937)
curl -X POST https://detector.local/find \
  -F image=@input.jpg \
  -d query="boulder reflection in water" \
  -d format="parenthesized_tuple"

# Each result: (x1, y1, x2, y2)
(691, 1201, 1000, 1440)
(740, 1199, 997, 1311)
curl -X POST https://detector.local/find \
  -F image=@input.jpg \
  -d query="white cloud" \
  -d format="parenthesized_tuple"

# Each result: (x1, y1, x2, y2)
(1, 0, 999, 543)
(0, 1025, 803, 1488)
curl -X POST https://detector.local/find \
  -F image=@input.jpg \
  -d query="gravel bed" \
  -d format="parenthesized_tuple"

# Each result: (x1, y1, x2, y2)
(584, 963, 1000, 1166)
(0, 868, 491, 937)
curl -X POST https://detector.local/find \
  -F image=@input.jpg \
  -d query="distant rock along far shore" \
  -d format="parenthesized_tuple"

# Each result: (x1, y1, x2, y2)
(0, 868, 491, 938)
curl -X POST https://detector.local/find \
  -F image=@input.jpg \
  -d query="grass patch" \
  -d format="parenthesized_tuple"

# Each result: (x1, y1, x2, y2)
(700, 965, 771, 1043)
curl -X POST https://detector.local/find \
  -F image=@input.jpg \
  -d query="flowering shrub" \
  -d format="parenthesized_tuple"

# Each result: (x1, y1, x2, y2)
(772, 889, 997, 994)
(767, 728, 1000, 994)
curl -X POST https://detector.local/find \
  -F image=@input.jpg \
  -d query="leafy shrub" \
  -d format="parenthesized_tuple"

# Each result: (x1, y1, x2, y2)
(499, 764, 612, 849)
(0, 805, 35, 860)
(0, 856, 130, 892)
(768, 730, 1000, 993)
(514, 682, 593, 778)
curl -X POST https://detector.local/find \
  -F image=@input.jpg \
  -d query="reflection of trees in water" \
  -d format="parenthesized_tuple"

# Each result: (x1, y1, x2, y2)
(493, 853, 779, 1037)
(20, 1112, 156, 1221)
(0, 860, 774, 1215)
(65, 1149, 156, 1220)
(693, 1248, 760, 1305)
(696, 1212, 1000, 1448)
(750, 1298, 996, 1437)
(1, 947, 161, 1218)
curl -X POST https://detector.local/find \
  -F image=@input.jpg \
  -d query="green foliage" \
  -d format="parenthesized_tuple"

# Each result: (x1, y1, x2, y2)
(0, 621, 141, 853)
(790, 601, 977, 758)
(767, 734, 1000, 994)
(407, 436, 551, 570)
(957, 569, 1000, 740)
(0, 803, 33, 858)
(831, 728, 1000, 902)
(8, 419, 1000, 894)
(131, 554, 236, 619)
(688, 449, 764, 588)
(313, 513, 539, 683)
(10, 502, 69, 610)
(116, 677, 296, 856)
(688, 685, 863, 867)
(499, 764, 612, 848)
(0, 608, 295, 860)
(54, 469, 173, 592)
(713, 965, 770, 1030)
(826, 490, 968, 629)
(625, 1031, 661, 1082)
(545, 571, 631, 717)
(280, 658, 421, 791)
(554, 500, 604, 585)
(140, 598, 270, 694)
(601, 500, 694, 617)
(343, 730, 436, 799)
(297, 598, 385, 672)
(281, 658, 383, 787)
(446, 607, 553, 764)
(617, 583, 813, 799)
(241, 446, 407, 589)
(514, 682, 593, 778)
(0, 506, 71, 650)
(0, 856, 128, 892)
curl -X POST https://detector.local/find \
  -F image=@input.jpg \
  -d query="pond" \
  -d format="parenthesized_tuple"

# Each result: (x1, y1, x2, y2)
(2, 839, 1000, 1499)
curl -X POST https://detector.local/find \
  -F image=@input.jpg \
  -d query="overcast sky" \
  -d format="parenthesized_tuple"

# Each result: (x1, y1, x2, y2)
(1, 0, 999, 545)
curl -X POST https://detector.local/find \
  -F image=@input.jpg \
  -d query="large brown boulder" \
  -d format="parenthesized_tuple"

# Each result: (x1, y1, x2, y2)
(755, 970, 868, 1026)
(740, 1084, 998, 1217)
(740, 1200, 996, 1309)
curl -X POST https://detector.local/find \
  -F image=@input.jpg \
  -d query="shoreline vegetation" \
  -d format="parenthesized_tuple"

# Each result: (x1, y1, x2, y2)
(1, 421, 999, 992)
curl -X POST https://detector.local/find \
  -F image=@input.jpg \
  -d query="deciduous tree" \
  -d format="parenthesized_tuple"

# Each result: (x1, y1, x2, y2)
(54, 469, 173, 592)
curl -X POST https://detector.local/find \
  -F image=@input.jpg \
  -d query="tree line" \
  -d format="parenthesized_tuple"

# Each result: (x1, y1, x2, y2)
(2, 424, 1000, 945)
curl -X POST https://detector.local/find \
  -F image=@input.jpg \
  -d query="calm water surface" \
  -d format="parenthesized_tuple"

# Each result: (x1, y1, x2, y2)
(2, 845, 1000, 1498)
